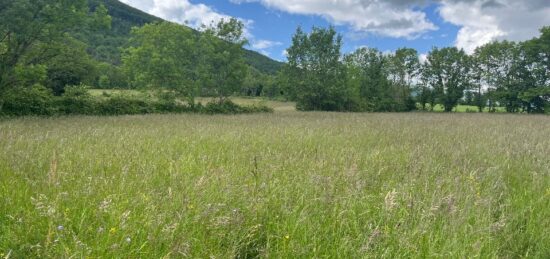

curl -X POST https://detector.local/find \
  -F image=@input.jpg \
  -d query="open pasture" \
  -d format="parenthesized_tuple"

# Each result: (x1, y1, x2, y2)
(1, 111, 549, 258)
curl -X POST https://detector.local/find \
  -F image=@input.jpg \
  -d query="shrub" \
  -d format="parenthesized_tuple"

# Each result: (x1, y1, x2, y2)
(200, 100, 273, 114)
(57, 85, 97, 115)
(1, 86, 272, 117)
(97, 95, 156, 115)
(0, 84, 55, 116)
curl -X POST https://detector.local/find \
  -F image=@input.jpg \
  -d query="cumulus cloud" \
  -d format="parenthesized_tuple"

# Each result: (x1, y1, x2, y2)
(121, 0, 550, 55)
(438, 0, 550, 53)
(231, 0, 550, 52)
(120, 0, 284, 56)
(251, 39, 283, 50)
(231, 0, 438, 39)
(120, 0, 231, 28)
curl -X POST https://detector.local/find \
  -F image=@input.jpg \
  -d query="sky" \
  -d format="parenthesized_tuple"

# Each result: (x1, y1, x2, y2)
(119, 0, 550, 61)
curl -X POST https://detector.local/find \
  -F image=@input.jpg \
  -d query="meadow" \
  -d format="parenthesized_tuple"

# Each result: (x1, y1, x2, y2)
(1, 103, 549, 258)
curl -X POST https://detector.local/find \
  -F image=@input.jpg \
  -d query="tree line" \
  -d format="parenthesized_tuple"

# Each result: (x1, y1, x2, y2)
(0, 0, 272, 116)
(279, 26, 550, 113)
(1, 0, 548, 115)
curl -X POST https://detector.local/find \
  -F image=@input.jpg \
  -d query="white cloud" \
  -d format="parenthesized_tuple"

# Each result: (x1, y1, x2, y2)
(231, 0, 438, 39)
(438, 0, 550, 53)
(281, 49, 288, 57)
(122, 0, 550, 56)
(120, 0, 231, 28)
(419, 53, 428, 64)
(232, 0, 550, 52)
(251, 39, 282, 50)
(120, 0, 286, 58)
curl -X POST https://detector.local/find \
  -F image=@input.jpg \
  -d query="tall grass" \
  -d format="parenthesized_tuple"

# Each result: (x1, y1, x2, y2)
(1, 112, 549, 258)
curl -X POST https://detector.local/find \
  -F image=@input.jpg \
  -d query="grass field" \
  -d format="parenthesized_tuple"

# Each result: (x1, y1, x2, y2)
(1, 105, 549, 257)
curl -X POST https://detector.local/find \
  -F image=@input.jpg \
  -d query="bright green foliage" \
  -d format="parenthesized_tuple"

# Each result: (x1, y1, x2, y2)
(1, 112, 548, 257)
(13, 64, 48, 87)
(242, 67, 276, 97)
(474, 29, 550, 114)
(123, 22, 200, 104)
(473, 41, 520, 112)
(284, 27, 351, 111)
(0, 84, 55, 116)
(90, 4, 112, 31)
(44, 38, 98, 95)
(520, 27, 550, 113)
(0, 0, 89, 91)
(388, 48, 420, 110)
(200, 18, 249, 100)
(423, 47, 471, 112)
(96, 62, 128, 89)
(345, 47, 415, 111)
(283, 28, 419, 112)
(81, 0, 282, 74)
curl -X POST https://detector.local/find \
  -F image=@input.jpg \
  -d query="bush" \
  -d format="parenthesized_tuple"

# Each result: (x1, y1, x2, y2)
(97, 95, 156, 115)
(57, 85, 97, 115)
(1, 86, 272, 117)
(0, 84, 55, 116)
(200, 99, 273, 114)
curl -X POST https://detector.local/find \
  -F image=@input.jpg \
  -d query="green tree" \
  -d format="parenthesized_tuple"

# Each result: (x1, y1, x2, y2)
(42, 37, 97, 95)
(344, 48, 393, 111)
(122, 22, 200, 104)
(520, 27, 550, 113)
(473, 41, 520, 112)
(284, 26, 350, 111)
(388, 48, 420, 111)
(422, 47, 471, 112)
(200, 18, 248, 101)
(0, 0, 92, 91)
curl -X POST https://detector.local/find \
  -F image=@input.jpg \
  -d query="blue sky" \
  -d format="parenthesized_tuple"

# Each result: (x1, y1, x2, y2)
(200, 1, 458, 60)
(120, 0, 550, 61)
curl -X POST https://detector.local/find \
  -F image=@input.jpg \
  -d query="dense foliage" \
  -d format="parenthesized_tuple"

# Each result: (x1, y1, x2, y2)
(280, 27, 550, 113)
(0, 0, 272, 116)
(0, 0, 548, 115)
(0, 85, 272, 117)
(83, 0, 282, 74)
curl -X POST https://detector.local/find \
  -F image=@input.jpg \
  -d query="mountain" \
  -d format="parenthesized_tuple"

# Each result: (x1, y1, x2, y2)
(83, 0, 283, 75)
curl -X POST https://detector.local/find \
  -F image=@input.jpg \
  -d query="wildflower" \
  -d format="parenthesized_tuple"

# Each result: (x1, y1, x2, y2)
(125, 237, 131, 243)
(57, 225, 64, 231)
(98, 227, 105, 233)
(187, 204, 195, 210)
(284, 235, 290, 240)
(110, 227, 117, 235)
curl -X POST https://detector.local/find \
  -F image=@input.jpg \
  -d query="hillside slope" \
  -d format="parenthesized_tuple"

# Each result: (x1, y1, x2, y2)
(83, 0, 283, 74)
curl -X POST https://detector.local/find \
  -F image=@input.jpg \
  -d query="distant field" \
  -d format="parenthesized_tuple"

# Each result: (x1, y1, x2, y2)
(88, 89, 513, 114)
(88, 89, 297, 112)
(429, 104, 507, 113)
(1, 106, 549, 257)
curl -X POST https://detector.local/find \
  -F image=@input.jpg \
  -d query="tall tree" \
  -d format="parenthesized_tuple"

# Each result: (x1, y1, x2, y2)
(122, 22, 200, 104)
(344, 48, 393, 111)
(474, 41, 520, 112)
(520, 27, 550, 113)
(200, 18, 248, 101)
(388, 48, 420, 111)
(284, 26, 350, 111)
(422, 47, 471, 112)
(0, 0, 100, 91)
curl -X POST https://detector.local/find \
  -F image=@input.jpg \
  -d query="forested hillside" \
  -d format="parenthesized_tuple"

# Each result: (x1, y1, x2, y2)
(0, 0, 275, 116)
(83, 0, 282, 74)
